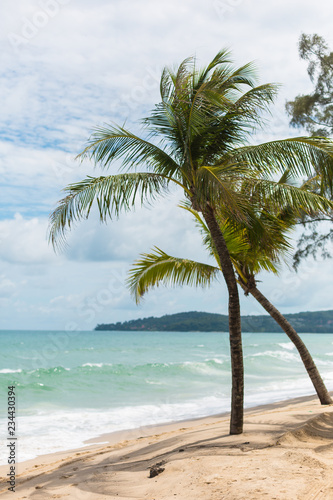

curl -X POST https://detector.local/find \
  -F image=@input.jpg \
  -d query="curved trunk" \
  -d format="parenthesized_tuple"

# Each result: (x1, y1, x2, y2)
(203, 205, 244, 434)
(240, 281, 332, 405)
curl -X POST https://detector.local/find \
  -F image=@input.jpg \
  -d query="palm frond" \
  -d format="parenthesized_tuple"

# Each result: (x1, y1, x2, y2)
(228, 137, 333, 179)
(216, 60, 259, 89)
(77, 124, 180, 178)
(194, 49, 233, 88)
(251, 178, 333, 216)
(49, 173, 168, 250)
(196, 166, 251, 222)
(160, 67, 174, 102)
(186, 75, 274, 151)
(127, 247, 219, 304)
(229, 84, 279, 127)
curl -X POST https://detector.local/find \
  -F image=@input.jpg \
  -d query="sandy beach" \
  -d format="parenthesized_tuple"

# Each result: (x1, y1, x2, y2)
(1, 394, 333, 499)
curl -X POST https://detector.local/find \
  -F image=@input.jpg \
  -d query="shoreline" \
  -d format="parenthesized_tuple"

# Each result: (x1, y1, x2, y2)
(82, 391, 323, 446)
(1, 392, 333, 498)
(2, 390, 323, 466)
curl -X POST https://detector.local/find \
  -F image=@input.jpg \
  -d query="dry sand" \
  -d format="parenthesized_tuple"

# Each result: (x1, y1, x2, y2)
(1, 394, 333, 499)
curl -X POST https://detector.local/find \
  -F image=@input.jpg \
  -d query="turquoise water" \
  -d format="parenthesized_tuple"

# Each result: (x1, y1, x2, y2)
(1, 330, 333, 463)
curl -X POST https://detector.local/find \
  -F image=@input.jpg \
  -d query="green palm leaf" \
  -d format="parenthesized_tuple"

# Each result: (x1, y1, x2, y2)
(49, 173, 169, 249)
(228, 137, 333, 178)
(127, 247, 219, 304)
(78, 124, 181, 179)
(194, 49, 233, 88)
(250, 177, 333, 216)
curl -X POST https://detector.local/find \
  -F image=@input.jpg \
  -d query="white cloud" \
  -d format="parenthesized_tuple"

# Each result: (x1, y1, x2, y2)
(0, 214, 56, 264)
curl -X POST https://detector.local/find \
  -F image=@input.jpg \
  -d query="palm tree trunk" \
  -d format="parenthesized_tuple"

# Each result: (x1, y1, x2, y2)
(240, 281, 332, 405)
(203, 204, 244, 434)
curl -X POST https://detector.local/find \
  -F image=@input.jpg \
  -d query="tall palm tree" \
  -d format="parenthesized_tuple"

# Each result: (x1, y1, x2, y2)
(127, 191, 333, 405)
(49, 50, 333, 433)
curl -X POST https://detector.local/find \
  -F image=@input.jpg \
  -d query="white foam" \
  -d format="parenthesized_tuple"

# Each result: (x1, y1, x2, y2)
(204, 358, 224, 364)
(278, 342, 295, 351)
(183, 361, 223, 375)
(0, 368, 22, 374)
(250, 350, 299, 362)
(81, 363, 108, 368)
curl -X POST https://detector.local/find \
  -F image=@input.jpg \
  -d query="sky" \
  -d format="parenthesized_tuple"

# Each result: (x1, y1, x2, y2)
(1, 0, 333, 330)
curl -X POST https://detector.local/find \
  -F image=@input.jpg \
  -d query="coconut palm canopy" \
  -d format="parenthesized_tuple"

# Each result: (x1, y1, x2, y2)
(49, 49, 333, 434)
(49, 49, 333, 248)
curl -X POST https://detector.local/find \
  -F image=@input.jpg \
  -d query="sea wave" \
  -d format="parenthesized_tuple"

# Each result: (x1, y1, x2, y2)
(0, 359, 229, 381)
(0, 374, 327, 467)
(277, 342, 295, 350)
(82, 362, 108, 368)
(249, 350, 299, 362)
(204, 358, 224, 364)
(0, 368, 22, 374)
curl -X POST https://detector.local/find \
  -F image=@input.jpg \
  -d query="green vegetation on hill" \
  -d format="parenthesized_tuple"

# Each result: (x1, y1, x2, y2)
(95, 310, 333, 333)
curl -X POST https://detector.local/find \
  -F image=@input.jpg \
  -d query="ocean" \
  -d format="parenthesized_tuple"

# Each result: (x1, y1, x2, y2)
(1, 329, 333, 464)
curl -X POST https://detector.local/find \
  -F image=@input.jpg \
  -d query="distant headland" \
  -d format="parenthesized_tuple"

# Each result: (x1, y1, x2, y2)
(95, 310, 333, 333)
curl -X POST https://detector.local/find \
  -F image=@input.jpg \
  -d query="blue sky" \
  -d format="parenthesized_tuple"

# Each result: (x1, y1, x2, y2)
(1, 0, 333, 330)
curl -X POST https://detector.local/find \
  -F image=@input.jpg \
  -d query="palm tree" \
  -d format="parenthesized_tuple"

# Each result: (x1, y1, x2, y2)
(127, 191, 333, 405)
(49, 50, 333, 434)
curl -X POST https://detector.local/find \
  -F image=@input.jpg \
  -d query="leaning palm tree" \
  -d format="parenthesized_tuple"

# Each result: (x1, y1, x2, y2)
(127, 189, 333, 405)
(49, 50, 333, 434)
(232, 182, 332, 405)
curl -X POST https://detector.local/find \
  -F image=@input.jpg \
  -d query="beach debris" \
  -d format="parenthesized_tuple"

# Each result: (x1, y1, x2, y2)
(178, 448, 185, 452)
(148, 461, 165, 478)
